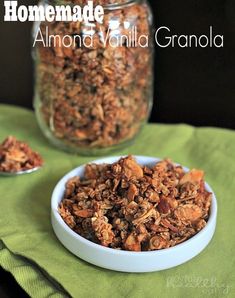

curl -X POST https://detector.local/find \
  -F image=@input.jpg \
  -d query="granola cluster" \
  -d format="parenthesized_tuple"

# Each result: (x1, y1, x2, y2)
(0, 136, 43, 173)
(35, 0, 153, 151)
(59, 156, 212, 251)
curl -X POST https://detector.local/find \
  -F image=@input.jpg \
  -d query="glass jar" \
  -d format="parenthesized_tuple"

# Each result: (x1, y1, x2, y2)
(33, 0, 153, 155)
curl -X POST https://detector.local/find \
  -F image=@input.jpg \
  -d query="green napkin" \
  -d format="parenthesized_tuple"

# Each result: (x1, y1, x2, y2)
(0, 104, 234, 298)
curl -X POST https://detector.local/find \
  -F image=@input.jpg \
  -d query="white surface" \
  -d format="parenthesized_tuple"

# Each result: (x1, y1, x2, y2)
(51, 156, 217, 272)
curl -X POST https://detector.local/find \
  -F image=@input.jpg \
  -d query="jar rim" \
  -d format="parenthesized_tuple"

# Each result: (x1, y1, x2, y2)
(44, 0, 142, 10)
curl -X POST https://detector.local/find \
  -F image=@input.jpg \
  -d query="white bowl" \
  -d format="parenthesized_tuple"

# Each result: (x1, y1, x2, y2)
(51, 156, 217, 272)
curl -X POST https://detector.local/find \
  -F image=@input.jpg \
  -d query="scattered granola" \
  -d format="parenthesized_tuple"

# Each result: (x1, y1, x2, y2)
(0, 136, 43, 173)
(59, 156, 212, 251)
(34, 0, 153, 152)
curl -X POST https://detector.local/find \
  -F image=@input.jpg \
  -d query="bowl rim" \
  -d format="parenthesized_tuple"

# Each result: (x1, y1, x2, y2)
(51, 155, 217, 256)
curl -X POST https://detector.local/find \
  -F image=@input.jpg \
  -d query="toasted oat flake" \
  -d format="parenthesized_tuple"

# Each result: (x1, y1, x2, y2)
(59, 156, 212, 251)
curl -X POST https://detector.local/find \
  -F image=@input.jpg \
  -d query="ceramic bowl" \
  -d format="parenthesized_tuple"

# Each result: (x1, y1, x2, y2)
(51, 156, 217, 272)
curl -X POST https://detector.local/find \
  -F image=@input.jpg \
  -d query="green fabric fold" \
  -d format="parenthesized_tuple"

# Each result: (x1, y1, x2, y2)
(0, 104, 234, 298)
(0, 241, 68, 297)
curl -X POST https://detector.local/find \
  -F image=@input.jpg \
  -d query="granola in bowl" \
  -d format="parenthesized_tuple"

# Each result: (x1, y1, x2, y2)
(0, 136, 43, 173)
(59, 156, 212, 251)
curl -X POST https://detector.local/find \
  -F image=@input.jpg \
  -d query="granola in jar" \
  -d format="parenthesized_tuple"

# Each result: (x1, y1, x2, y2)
(33, 0, 153, 154)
